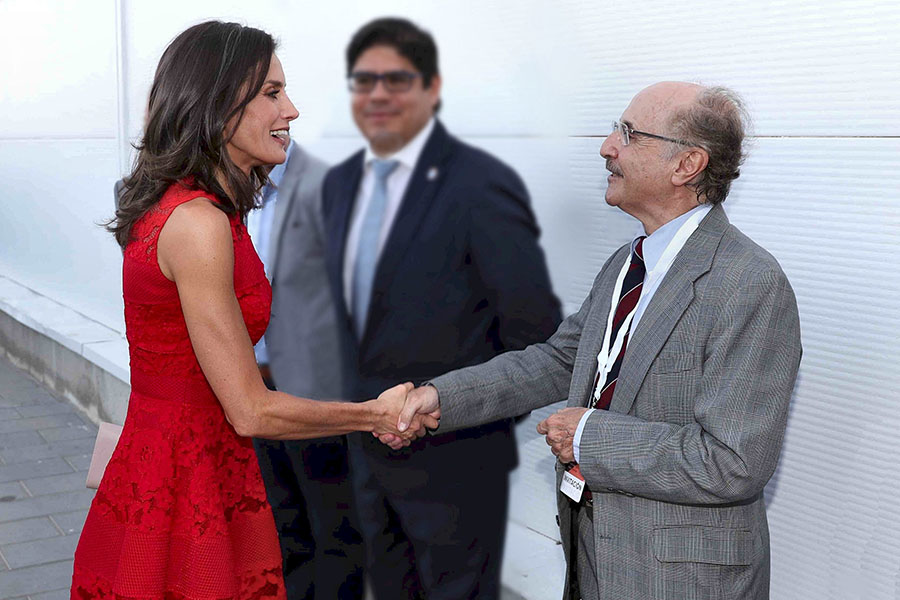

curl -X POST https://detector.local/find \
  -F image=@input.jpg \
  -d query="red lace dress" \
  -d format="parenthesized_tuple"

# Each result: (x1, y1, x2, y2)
(72, 182, 285, 600)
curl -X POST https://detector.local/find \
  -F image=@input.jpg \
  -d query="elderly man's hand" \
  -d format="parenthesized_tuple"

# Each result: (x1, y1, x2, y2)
(537, 407, 588, 464)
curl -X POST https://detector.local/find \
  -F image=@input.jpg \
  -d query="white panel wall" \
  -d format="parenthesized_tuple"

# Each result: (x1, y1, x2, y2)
(1, 1, 899, 598)
(565, 1, 900, 598)
(0, 0, 124, 331)
(568, 0, 900, 136)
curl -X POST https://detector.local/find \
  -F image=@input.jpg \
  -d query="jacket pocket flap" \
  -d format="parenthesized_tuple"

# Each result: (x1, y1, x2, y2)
(653, 351, 696, 373)
(653, 526, 754, 566)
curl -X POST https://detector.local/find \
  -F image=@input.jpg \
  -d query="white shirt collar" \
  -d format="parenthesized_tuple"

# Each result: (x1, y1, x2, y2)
(637, 203, 712, 273)
(363, 118, 435, 171)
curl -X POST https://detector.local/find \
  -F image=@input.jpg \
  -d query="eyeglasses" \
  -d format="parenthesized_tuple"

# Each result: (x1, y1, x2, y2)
(610, 120, 691, 147)
(348, 70, 420, 93)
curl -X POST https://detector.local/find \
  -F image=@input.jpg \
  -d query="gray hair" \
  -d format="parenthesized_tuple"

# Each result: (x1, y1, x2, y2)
(665, 86, 750, 205)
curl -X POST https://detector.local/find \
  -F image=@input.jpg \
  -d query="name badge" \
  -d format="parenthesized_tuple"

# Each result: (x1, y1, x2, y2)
(560, 465, 585, 503)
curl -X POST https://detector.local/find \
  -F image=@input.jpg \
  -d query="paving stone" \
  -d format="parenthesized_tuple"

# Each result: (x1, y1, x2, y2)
(0, 408, 21, 421)
(49, 511, 87, 536)
(2, 534, 80, 569)
(0, 377, 42, 394)
(0, 517, 59, 544)
(19, 472, 86, 497)
(0, 377, 56, 404)
(0, 482, 27, 502)
(12, 404, 75, 419)
(0, 559, 74, 598)
(0, 360, 86, 598)
(0, 460, 73, 485)
(0, 395, 35, 408)
(0, 490, 95, 524)
(0, 386, 58, 407)
(0, 416, 85, 435)
(0, 432, 44, 451)
(62, 454, 91, 473)
(37, 426, 96, 444)
(30, 589, 71, 600)
(0, 440, 94, 465)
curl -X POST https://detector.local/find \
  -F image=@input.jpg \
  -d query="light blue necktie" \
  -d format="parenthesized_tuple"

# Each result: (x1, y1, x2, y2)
(352, 158, 399, 339)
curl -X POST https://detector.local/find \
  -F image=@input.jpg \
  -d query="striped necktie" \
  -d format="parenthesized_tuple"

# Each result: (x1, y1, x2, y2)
(591, 237, 647, 410)
(351, 158, 399, 339)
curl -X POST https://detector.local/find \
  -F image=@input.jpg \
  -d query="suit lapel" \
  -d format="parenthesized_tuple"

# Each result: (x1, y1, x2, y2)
(609, 205, 729, 415)
(268, 147, 306, 276)
(360, 121, 453, 346)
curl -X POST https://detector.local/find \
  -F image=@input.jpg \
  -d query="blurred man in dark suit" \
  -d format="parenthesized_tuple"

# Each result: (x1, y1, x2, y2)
(321, 17, 562, 600)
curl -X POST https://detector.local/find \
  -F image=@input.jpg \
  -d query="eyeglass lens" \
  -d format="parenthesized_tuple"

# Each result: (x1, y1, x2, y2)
(350, 71, 417, 93)
(611, 121, 630, 145)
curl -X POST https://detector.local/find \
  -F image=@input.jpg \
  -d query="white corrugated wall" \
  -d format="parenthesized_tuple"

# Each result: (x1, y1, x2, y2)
(524, 2, 900, 598)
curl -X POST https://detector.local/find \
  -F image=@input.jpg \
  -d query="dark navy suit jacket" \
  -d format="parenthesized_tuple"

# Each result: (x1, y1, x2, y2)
(322, 120, 561, 476)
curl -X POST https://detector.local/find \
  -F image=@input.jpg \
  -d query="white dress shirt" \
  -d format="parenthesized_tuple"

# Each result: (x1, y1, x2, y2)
(573, 203, 713, 463)
(342, 118, 435, 310)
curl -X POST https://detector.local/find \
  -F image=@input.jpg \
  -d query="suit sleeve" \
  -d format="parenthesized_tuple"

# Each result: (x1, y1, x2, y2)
(467, 164, 562, 349)
(578, 268, 802, 505)
(431, 270, 592, 432)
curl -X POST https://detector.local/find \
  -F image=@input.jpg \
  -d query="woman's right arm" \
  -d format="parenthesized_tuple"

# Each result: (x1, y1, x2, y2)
(156, 198, 433, 441)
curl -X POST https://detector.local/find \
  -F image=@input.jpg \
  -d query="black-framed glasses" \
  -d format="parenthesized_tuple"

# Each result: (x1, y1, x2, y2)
(348, 70, 420, 93)
(611, 120, 691, 147)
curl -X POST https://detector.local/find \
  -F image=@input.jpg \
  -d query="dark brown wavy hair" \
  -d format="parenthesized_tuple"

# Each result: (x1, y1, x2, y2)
(109, 21, 276, 248)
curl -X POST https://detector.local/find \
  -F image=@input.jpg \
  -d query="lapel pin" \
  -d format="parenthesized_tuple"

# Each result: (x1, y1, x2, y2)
(426, 166, 439, 181)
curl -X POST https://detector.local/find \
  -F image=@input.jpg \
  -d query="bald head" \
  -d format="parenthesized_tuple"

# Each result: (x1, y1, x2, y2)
(624, 82, 703, 133)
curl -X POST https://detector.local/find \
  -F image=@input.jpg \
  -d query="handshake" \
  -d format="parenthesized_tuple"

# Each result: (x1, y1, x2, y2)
(368, 382, 590, 461)
(368, 383, 442, 450)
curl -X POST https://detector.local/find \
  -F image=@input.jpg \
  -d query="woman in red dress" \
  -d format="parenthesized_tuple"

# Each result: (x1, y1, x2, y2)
(71, 21, 435, 600)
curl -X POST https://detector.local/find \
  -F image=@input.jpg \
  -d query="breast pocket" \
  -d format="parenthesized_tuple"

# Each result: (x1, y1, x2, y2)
(653, 349, 696, 374)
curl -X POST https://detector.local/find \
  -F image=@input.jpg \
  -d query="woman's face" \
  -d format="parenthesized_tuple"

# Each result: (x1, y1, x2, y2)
(226, 54, 298, 174)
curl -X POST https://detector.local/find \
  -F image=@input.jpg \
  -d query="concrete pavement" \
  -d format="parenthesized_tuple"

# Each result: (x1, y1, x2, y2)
(0, 355, 96, 600)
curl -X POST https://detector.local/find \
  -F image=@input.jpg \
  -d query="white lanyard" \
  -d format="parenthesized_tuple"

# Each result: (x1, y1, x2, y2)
(594, 208, 708, 402)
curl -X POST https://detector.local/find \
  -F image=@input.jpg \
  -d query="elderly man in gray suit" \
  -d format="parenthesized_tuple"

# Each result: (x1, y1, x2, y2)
(251, 140, 364, 599)
(387, 82, 802, 600)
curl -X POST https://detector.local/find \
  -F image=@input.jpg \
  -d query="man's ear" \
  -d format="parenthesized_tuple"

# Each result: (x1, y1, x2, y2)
(672, 148, 709, 187)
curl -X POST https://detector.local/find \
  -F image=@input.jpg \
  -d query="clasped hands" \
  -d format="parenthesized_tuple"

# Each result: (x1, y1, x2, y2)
(371, 382, 588, 462)
(369, 383, 442, 449)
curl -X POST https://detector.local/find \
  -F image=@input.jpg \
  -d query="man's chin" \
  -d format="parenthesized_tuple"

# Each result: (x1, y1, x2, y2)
(368, 131, 404, 156)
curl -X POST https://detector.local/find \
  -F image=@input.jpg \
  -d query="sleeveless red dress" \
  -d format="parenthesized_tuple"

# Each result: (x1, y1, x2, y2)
(72, 182, 286, 600)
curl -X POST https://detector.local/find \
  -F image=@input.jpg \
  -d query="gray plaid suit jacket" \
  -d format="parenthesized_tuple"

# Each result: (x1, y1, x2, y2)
(431, 205, 802, 600)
